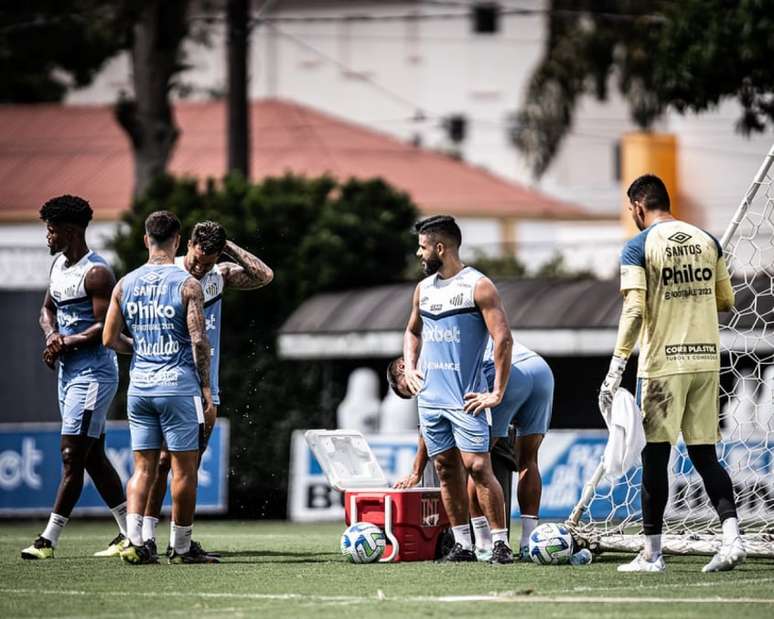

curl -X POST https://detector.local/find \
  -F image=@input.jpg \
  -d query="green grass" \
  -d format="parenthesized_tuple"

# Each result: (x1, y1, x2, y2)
(1, 520, 773, 618)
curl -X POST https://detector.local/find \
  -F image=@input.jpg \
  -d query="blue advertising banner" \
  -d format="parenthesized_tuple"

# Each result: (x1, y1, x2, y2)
(0, 420, 229, 516)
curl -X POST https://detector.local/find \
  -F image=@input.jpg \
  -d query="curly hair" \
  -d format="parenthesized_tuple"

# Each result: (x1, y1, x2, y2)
(191, 221, 227, 255)
(39, 195, 93, 228)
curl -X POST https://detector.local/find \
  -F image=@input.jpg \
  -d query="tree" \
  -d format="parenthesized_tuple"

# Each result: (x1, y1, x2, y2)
(114, 0, 192, 197)
(226, 0, 250, 177)
(0, 1, 130, 102)
(512, 0, 774, 177)
(110, 173, 419, 516)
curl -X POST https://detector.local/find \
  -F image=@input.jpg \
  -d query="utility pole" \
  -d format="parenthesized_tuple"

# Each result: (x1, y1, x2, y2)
(227, 0, 249, 177)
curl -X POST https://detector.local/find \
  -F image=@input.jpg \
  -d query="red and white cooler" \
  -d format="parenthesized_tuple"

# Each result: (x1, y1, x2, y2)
(304, 430, 450, 562)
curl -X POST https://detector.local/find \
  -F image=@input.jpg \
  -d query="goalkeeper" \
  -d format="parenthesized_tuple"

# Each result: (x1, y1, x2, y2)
(600, 174, 743, 573)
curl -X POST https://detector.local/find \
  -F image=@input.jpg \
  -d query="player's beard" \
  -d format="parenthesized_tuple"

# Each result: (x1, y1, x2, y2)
(422, 252, 442, 276)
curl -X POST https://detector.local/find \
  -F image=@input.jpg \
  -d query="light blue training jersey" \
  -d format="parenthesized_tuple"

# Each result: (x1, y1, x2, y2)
(482, 336, 537, 366)
(175, 256, 224, 402)
(121, 263, 201, 397)
(49, 251, 118, 385)
(417, 266, 489, 410)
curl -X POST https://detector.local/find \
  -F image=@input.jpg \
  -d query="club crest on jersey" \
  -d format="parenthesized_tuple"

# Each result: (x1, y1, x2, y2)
(205, 281, 219, 298)
(449, 293, 464, 307)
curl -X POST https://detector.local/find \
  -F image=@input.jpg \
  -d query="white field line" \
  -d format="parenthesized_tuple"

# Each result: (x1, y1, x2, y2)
(1, 588, 773, 606)
(573, 575, 774, 594)
(1, 534, 291, 542)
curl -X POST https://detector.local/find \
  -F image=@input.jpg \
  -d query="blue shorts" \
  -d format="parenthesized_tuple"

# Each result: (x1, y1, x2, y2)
(127, 395, 204, 452)
(419, 406, 490, 457)
(59, 380, 117, 439)
(487, 356, 554, 438)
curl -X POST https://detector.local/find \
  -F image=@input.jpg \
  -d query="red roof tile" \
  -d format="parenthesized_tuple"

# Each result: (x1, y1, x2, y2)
(0, 98, 587, 221)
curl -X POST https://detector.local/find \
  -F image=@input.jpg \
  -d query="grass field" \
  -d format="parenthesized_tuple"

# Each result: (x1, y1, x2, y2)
(1, 520, 773, 618)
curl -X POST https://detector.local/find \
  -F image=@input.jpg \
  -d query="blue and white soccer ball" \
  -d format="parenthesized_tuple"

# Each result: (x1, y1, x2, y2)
(528, 523, 574, 565)
(340, 522, 386, 564)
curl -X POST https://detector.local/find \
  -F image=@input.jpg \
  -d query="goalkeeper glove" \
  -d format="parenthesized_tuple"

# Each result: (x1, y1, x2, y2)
(598, 356, 627, 418)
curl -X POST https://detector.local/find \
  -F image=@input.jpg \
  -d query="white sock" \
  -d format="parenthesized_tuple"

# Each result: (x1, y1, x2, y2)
(645, 534, 662, 559)
(110, 502, 127, 537)
(171, 522, 193, 554)
(41, 513, 68, 547)
(126, 513, 143, 547)
(722, 517, 740, 544)
(471, 516, 492, 550)
(491, 528, 510, 547)
(142, 516, 159, 542)
(520, 515, 539, 548)
(451, 524, 473, 551)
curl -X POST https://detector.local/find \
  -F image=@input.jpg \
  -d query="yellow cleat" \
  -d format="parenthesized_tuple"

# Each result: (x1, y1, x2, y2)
(120, 540, 159, 565)
(93, 533, 128, 557)
(21, 537, 54, 560)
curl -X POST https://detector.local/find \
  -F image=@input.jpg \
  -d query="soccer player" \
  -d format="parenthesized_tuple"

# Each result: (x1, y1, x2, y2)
(403, 215, 514, 564)
(21, 195, 128, 560)
(140, 221, 273, 555)
(103, 211, 215, 564)
(600, 174, 744, 573)
(390, 337, 554, 561)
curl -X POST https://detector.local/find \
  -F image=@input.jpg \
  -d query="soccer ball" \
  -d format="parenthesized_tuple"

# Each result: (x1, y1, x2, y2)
(340, 522, 386, 564)
(528, 523, 574, 565)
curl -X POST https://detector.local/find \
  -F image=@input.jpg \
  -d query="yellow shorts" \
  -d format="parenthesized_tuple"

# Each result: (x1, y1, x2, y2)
(636, 371, 720, 445)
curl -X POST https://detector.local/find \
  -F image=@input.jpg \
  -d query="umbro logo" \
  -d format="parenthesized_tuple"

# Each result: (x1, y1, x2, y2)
(449, 293, 464, 307)
(140, 271, 162, 284)
(668, 232, 692, 244)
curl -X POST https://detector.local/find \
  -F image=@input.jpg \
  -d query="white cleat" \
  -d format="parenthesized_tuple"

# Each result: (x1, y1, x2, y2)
(474, 546, 493, 562)
(617, 551, 666, 573)
(702, 537, 746, 573)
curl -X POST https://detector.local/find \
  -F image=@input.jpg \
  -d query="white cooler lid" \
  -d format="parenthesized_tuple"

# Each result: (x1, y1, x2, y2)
(304, 430, 390, 491)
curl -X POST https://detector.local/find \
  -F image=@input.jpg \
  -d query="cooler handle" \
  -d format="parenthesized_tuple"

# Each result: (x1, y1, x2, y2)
(348, 494, 400, 563)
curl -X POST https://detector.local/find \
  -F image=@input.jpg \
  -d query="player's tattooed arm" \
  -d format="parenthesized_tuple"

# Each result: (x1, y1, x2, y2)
(40, 290, 62, 367)
(103, 278, 134, 354)
(465, 277, 513, 415)
(402, 284, 425, 395)
(183, 277, 211, 391)
(58, 265, 116, 352)
(220, 240, 274, 290)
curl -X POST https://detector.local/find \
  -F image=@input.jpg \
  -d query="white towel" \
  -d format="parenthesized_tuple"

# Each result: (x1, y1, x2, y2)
(602, 388, 647, 480)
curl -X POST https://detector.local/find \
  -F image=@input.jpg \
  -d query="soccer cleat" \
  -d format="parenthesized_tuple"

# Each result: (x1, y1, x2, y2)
(617, 551, 666, 573)
(166, 540, 220, 560)
(436, 543, 477, 563)
(488, 540, 514, 565)
(168, 542, 221, 564)
(21, 536, 54, 560)
(474, 546, 492, 562)
(702, 537, 746, 573)
(93, 533, 127, 557)
(518, 544, 531, 562)
(120, 540, 159, 565)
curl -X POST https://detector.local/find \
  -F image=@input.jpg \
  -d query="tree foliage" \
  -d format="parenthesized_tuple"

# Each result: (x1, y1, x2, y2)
(512, 0, 774, 177)
(110, 173, 418, 516)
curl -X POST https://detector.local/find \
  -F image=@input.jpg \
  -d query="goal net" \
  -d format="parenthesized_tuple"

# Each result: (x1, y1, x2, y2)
(568, 146, 774, 558)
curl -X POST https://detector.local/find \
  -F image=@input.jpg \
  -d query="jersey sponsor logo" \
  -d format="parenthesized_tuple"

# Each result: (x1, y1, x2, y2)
(131, 368, 181, 386)
(664, 343, 717, 356)
(661, 264, 713, 286)
(667, 231, 693, 244)
(422, 324, 461, 343)
(125, 300, 176, 320)
(205, 314, 217, 331)
(132, 283, 169, 296)
(424, 360, 460, 372)
(56, 310, 80, 328)
(665, 244, 703, 258)
(139, 271, 163, 284)
(429, 303, 443, 312)
(134, 335, 180, 356)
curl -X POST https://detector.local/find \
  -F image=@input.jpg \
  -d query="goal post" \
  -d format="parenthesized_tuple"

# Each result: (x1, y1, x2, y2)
(568, 145, 774, 558)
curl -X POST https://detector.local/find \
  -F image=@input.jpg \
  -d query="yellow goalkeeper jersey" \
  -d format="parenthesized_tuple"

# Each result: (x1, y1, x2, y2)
(619, 219, 730, 378)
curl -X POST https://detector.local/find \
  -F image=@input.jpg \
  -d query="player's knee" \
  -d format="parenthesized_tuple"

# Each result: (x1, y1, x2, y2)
(433, 457, 456, 484)
(465, 457, 491, 483)
(60, 446, 87, 471)
(158, 451, 172, 476)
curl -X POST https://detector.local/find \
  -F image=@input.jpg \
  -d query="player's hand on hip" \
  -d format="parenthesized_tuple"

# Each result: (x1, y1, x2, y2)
(463, 391, 501, 415)
(598, 356, 627, 418)
(393, 471, 421, 489)
(404, 367, 424, 395)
